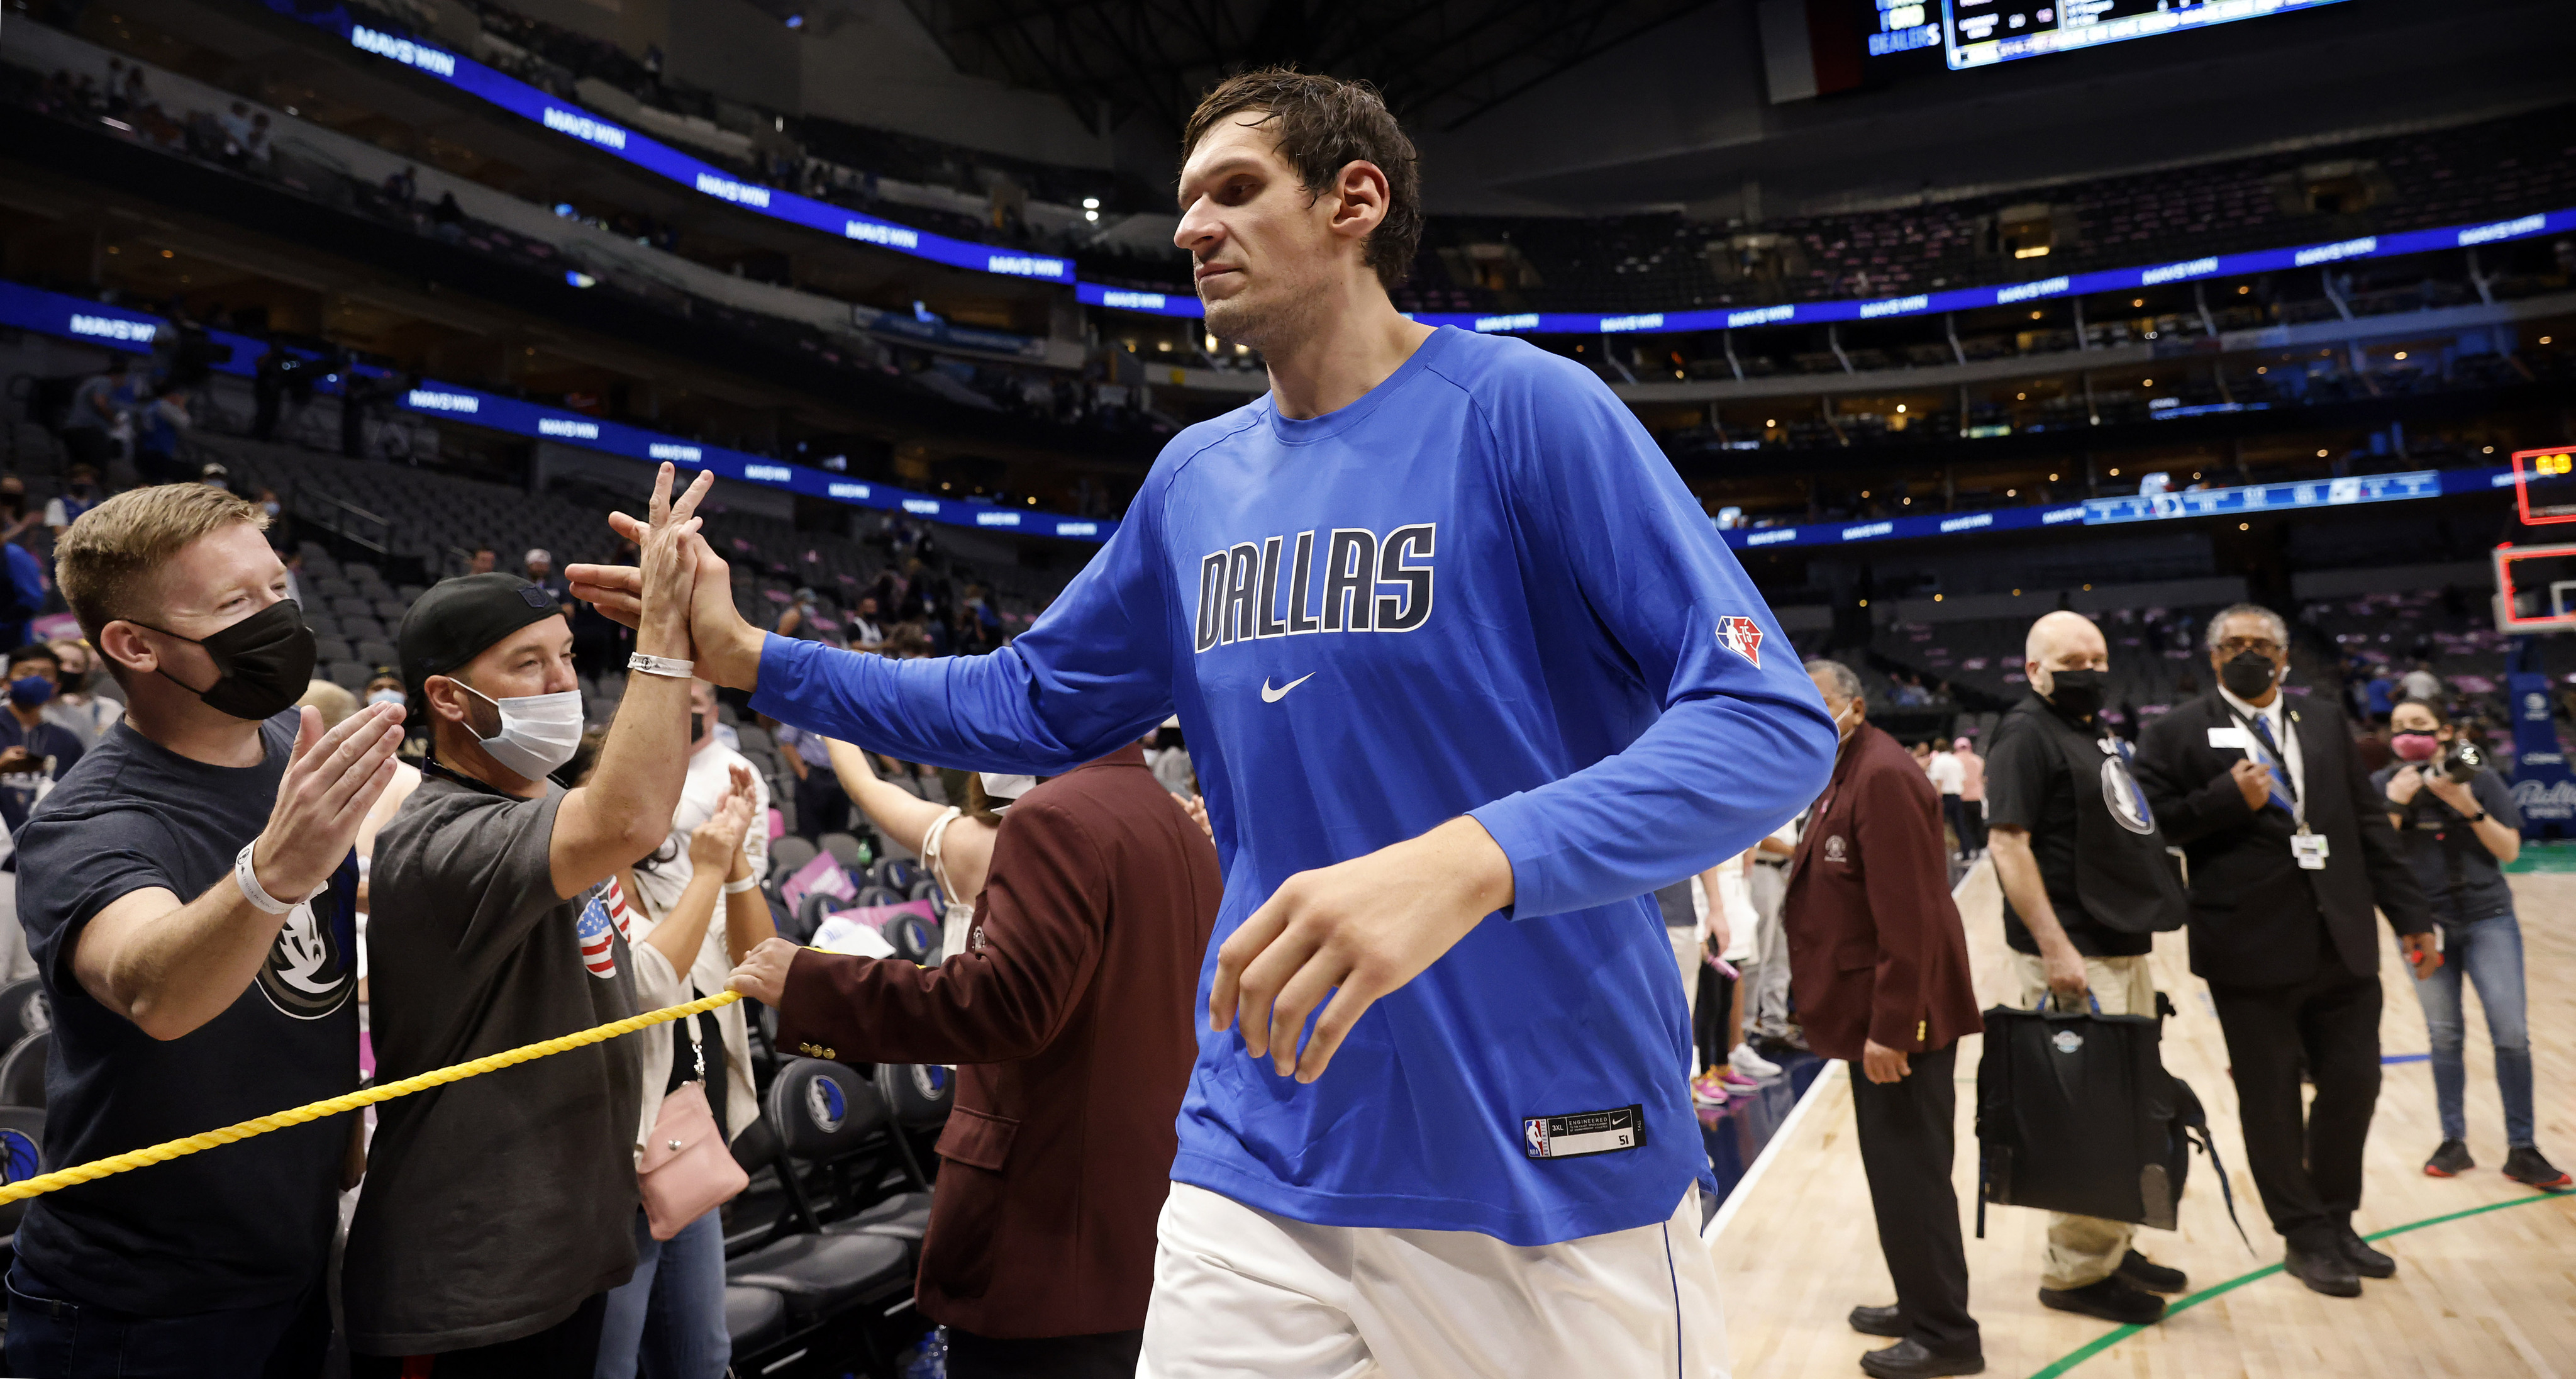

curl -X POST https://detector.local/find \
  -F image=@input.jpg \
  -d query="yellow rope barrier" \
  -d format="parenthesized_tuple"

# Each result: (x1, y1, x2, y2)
(0, 989, 743, 1206)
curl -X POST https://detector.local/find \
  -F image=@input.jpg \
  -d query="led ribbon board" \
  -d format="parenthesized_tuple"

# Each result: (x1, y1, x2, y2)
(1404, 213, 2573, 335)
(265, 5, 2570, 330)
(1723, 467, 2509, 551)
(0, 280, 1113, 543)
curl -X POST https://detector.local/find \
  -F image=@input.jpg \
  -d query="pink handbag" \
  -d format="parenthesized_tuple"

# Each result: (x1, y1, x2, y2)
(638, 1019, 748, 1240)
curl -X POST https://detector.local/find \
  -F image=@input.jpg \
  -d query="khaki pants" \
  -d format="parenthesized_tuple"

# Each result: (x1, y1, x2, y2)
(1670, 927, 1702, 1075)
(2009, 949, 2159, 1290)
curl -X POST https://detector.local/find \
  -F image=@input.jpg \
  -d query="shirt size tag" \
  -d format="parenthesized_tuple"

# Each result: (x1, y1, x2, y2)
(2206, 727, 2251, 750)
(1524, 1104, 1645, 1159)
(2292, 832, 2329, 871)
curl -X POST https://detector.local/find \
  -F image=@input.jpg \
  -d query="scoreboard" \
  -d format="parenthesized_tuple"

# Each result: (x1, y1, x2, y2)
(1940, 0, 2350, 70)
(2513, 444, 2576, 526)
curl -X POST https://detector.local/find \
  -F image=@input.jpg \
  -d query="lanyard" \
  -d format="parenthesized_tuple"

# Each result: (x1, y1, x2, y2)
(2220, 701, 2301, 827)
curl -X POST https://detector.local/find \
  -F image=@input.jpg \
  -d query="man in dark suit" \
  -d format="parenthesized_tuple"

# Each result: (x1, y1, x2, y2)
(1783, 659, 1985, 1379)
(726, 744, 1221, 1377)
(2133, 603, 2436, 1298)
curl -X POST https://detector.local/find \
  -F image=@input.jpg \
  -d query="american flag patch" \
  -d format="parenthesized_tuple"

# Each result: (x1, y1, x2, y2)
(576, 888, 619, 979)
(604, 876, 635, 943)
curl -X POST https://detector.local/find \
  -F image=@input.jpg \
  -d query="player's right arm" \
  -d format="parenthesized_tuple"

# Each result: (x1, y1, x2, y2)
(73, 703, 404, 1041)
(572, 486, 1177, 776)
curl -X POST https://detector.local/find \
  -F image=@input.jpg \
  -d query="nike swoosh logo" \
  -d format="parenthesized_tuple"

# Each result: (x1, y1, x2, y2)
(1260, 673, 1316, 703)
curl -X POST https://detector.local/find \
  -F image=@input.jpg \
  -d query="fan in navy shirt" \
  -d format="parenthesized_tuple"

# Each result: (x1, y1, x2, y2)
(6, 484, 404, 1379)
(575, 70, 1834, 1379)
(0, 645, 84, 833)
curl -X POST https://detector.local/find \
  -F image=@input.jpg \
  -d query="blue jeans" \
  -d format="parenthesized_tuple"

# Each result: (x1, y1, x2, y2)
(594, 1209, 730, 1379)
(2409, 910, 2534, 1147)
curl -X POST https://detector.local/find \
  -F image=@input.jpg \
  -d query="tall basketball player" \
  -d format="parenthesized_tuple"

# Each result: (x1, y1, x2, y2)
(574, 69, 1836, 1378)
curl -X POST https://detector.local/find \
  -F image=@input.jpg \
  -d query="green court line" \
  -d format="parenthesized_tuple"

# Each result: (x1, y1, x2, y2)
(2025, 1191, 2576, 1378)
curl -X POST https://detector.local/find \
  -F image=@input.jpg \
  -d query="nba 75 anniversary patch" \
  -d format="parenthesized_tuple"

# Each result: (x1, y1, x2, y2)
(1524, 1104, 1646, 1159)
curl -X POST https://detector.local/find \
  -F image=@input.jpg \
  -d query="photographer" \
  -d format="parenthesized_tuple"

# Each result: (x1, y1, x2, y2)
(2373, 699, 2569, 1190)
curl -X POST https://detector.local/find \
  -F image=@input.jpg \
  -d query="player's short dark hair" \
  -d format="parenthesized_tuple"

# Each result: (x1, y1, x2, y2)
(1183, 67, 1421, 292)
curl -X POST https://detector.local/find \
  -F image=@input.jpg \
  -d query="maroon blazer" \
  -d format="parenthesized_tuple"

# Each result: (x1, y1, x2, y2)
(1779, 722, 1981, 1063)
(774, 745, 1221, 1337)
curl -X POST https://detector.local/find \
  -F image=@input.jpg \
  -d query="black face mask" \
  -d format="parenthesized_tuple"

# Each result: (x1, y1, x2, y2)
(690, 711, 707, 745)
(137, 600, 316, 722)
(2219, 650, 2278, 700)
(2045, 667, 2105, 722)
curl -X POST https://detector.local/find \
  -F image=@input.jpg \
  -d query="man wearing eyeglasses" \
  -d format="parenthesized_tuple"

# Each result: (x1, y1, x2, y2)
(2133, 604, 2434, 1300)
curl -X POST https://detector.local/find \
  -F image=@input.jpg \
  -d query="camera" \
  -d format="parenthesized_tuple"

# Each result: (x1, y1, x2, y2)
(2419, 737, 2486, 784)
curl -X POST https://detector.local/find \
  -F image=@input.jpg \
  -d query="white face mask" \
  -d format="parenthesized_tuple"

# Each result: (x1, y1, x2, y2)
(979, 773, 1036, 807)
(367, 688, 406, 708)
(461, 683, 584, 781)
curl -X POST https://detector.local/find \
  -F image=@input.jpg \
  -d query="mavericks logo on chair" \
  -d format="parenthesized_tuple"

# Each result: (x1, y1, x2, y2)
(805, 1075, 848, 1134)
(0, 1127, 36, 1184)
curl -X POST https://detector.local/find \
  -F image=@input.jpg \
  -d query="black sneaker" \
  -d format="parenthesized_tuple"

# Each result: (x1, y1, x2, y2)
(2424, 1139, 2474, 1178)
(2114, 1251, 2188, 1295)
(2038, 1276, 2167, 1325)
(2504, 1146, 2572, 1192)
(2335, 1221, 2396, 1279)
(1848, 1304, 1904, 1337)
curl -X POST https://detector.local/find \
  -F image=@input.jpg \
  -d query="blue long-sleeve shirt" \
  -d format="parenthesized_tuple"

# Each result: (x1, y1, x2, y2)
(752, 326, 1835, 1244)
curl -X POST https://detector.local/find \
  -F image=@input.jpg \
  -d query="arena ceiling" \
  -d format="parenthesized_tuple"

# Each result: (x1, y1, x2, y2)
(894, 0, 1724, 135)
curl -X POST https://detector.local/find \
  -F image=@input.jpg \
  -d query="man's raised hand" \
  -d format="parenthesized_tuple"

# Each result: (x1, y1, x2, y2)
(633, 464, 713, 647)
(250, 702, 406, 905)
(567, 481, 763, 689)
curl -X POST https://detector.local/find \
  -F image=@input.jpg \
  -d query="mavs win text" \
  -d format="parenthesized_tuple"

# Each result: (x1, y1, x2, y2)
(1193, 524, 1436, 652)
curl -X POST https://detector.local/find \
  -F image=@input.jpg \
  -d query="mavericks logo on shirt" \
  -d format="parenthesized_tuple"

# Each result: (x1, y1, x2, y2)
(1191, 523, 1438, 653)
(257, 888, 357, 1020)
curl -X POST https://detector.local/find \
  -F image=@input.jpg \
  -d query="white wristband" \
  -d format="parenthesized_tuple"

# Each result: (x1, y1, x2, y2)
(722, 875, 761, 895)
(235, 840, 298, 915)
(628, 652, 695, 679)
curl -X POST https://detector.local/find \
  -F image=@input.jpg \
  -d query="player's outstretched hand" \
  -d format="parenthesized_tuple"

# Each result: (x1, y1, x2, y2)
(251, 701, 407, 904)
(1210, 815, 1513, 1083)
(569, 525, 763, 689)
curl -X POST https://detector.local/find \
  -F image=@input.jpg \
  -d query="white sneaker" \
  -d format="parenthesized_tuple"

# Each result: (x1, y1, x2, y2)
(1729, 1042, 1784, 1080)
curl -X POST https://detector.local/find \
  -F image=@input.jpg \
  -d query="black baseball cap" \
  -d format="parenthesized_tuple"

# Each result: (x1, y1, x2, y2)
(399, 574, 565, 694)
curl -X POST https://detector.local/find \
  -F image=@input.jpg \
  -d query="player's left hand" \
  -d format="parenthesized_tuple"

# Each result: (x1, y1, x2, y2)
(1210, 815, 1513, 1083)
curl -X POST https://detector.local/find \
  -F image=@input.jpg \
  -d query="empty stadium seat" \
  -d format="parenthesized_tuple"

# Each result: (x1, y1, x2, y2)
(826, 1190, 932, 1247)
(0, 1031, 48, 1109)
(0, 979, 50, 1044)
(723, 1284, 791, 1355)
(725, 1231, 909, 1326)
(882, 913, 938, 966)
(772, 836, 820, 874)
(816, 832, 867, 871)
(725, 1063, 916, 1327)
(874, 1063, 953, 1133)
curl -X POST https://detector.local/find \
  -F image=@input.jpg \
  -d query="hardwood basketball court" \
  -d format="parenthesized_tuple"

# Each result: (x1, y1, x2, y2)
(1704, 861, 2576, 1379)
